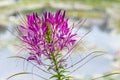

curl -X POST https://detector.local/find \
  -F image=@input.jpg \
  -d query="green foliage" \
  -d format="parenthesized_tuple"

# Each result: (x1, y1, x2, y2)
(66, 10, 105, 18)
(92, 72, 120, 80)
(48, 52, 70, 80)
(55, 0, 120, 8)
(7, 72, 31, 80)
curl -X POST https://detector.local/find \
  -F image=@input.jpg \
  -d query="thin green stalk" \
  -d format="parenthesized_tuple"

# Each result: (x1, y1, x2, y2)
(51, 53, 61, 80)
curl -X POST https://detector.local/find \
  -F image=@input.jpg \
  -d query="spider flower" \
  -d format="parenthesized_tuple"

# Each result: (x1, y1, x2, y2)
(19, 10, 76, 64)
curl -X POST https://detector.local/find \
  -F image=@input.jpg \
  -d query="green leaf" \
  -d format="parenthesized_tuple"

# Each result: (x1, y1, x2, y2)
(63, 75, 73, 80)
(47, 66, 52, 71)
(92, 72, 120, 80)
(59, 70, 68, 74)
(7, 72, 30, 80)
(50, 75, 58, 79)
(8, 56, 25, 59)
(55, 54, 62, 59)
(7, 72, 48, 80)
(59, 65, 65, 69)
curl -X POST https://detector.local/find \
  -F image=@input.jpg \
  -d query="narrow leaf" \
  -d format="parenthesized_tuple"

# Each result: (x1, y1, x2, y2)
(92, 72, 120, 80)
(8, 56, 25, 59)
(50, 75, 58, 79)
(7, 72, 48, 80)
(7, 72, 30, 80)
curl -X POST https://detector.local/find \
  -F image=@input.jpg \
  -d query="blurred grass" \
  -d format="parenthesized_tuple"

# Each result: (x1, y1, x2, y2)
(55, 0, 120, 8)
(80, 0, 120, 7)
(0, 0, 105, 18)
(0, 0, 120, 31)
(115, 19, 120, 32)
(66, 10, 105, 18)
(21, 6, 56, 15)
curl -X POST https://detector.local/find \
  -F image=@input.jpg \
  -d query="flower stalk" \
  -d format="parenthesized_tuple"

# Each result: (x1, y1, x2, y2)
(51, 52, 61, 80)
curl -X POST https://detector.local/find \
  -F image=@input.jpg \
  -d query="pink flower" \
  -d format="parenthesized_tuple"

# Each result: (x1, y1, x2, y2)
(19, 10, 76, 64)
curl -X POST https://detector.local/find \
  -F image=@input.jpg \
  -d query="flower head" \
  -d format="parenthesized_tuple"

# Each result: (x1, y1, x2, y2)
(19, 10, 76, 64)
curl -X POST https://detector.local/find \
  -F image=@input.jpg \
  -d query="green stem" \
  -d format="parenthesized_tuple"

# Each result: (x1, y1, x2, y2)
(51, 53, 61, 80)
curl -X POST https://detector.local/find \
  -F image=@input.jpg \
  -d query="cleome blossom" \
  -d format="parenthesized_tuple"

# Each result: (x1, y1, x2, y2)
(19, 10, 76, 65)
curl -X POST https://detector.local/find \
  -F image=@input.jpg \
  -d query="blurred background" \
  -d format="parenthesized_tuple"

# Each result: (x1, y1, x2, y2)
(0, 0, 120, 80)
